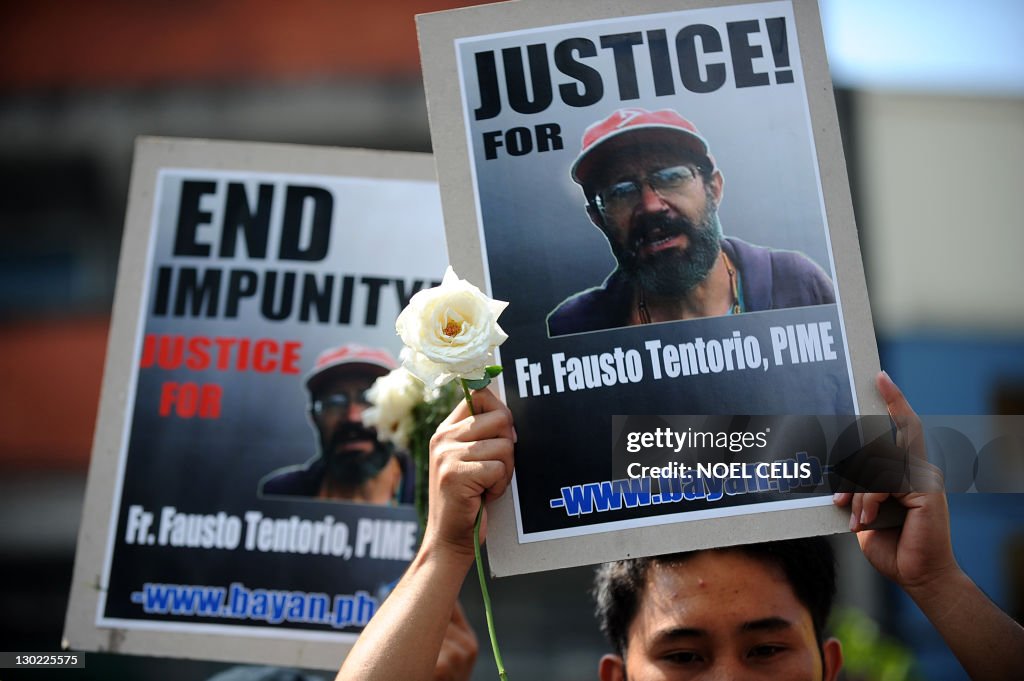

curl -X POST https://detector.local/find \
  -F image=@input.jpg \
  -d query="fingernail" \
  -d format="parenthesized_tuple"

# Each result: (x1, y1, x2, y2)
(880, 370, 891, 383)
(860, 510, 869, 526)
(512, 426, 518, 444)
(849, 513, 857, 531)
(832, 492, 842, 503)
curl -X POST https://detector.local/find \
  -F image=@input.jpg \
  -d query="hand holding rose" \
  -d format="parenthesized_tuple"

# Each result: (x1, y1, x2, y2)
(428, 387, 515, 558)
(395, 266, 512, 680)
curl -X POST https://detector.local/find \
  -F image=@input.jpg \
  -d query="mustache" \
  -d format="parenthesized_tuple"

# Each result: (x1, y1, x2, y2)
(625, 213, 698, 256)
(328, 421, 378, 451)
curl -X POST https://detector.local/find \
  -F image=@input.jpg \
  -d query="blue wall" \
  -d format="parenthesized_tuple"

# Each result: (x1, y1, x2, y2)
(878, 334, 1024, 680)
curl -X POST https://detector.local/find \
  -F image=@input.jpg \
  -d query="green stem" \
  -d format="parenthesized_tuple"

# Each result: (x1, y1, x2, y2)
(413, 427, 427, 541)
(460, 378, 476, 416)
(474, 503, 507, 681)
(460, 378, 507, 680)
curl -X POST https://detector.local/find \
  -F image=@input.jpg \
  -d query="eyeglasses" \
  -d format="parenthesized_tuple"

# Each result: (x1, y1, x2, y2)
(593, 165, 700, 216)
(312, 390, 371, 418)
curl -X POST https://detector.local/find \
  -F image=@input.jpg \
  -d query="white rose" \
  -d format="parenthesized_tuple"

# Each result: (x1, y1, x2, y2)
(395, 266, 508, 389)
(362, 367, 425, 451)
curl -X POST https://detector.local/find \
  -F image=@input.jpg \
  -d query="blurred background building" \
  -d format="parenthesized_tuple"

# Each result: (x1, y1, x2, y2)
(0, 0, 1021, 679)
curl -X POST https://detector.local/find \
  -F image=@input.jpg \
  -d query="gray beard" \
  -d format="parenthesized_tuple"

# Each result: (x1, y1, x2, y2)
(319, 423, 394, 487)
(326, 446, 392, 488)
(610, 200, 723, 298)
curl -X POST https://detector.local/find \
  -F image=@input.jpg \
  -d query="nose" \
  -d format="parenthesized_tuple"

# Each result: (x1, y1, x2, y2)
(706, 659, 758, 681)
(637, 182, 668, 213)
(346, 402, 365, 423)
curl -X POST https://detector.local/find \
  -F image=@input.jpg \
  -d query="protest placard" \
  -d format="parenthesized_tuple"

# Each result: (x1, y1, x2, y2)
(63, 139, 448, 667)
(418, 0, 885, 575)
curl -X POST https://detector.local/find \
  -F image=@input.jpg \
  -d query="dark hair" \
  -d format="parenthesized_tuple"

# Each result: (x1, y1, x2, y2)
(592, 537, 836, 656)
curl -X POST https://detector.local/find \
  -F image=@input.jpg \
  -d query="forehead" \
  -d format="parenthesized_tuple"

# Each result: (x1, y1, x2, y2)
(628, 550, 815, 647)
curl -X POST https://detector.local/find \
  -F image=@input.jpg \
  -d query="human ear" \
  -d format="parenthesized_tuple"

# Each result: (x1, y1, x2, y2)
(709, 169, 724, 204)
(822, 637, 843, 681)
(598, 653, 625, 681)
(586, 202, 606, 231)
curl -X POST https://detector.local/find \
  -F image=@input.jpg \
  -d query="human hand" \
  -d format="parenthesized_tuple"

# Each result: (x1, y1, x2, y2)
(432, 601, 479, 681)
(833, 371, 959, 592)
(426, 387, 515, 559)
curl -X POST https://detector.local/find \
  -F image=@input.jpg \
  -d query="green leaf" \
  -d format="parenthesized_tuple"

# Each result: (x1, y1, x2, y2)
(485, 365, 503, 378)
(462, 375, 492, 390)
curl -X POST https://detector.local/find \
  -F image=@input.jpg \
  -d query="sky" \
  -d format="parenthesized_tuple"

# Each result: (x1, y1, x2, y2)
(819, 0, 1024, 96)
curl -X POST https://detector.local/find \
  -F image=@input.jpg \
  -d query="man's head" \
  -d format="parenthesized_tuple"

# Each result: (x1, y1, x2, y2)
(593, 538, 842, 681)
(573, 108, 726, 298)
(305, 344, 398, 488)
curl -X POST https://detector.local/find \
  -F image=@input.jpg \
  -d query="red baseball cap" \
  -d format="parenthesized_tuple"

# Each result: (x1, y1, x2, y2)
(305, 343, 397, 393)
(571, 108, 714, 185)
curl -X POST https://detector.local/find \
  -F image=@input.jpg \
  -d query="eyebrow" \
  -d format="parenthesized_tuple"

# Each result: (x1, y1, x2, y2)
(651, 627, 706, 646)
(651, 617, 795, 645)
(741, 617, 794, 633)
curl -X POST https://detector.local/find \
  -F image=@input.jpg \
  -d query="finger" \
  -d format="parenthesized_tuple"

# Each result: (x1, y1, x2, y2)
(432, 414, 514, 469)
(444, 637, 476, 664)
(860, 450, 912, 492)
(433, 646, 468, 681)
(465, 386, 507, 415)
(445, 612, 477, 650)
(907, 457, 945, 493)
(432, 433, 514, 479)
(450, 408, 515, 443)
(431, 436, 513, 509)
(876, 370, 908, 412)
(435, 455, 508, 497)
(850, 492, 864, 531)
(858, 492, 892, 527)
(483, 472, 512, 503)
(454, 441, 515, 492)
(453, 459, 512, 497)
(434, 642, 475, 681)
(441, 386, 508, 425)
(876, 371, 925, 460)
(441, 621, 473, 653)
(440, 392, 514, 438)
(456, 437, 515, 467)
(450, 601, 470, 628)
(483, 456, 515, 501)
(443, 396, 474, 425)
(832, 491, 853, 507)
